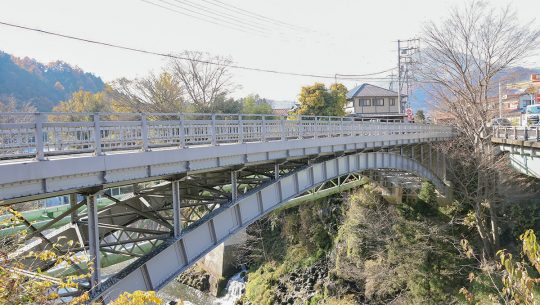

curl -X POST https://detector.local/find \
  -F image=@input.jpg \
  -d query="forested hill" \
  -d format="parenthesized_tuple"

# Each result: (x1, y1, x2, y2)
(0, 51, 104, 111)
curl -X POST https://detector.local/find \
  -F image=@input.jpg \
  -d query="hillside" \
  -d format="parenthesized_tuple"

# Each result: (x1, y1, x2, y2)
(410, 66, 540, 112)
(0, 51, 104, 111)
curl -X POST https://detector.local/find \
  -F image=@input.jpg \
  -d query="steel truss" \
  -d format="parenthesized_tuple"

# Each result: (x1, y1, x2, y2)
(5, 144, 447, 302)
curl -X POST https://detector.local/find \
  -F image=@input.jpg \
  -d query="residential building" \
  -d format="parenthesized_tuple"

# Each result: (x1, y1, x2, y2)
(345, 83, 407, 121)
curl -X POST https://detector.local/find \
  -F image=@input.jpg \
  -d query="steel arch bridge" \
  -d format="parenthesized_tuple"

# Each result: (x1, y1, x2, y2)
(0, 112, 453, 303)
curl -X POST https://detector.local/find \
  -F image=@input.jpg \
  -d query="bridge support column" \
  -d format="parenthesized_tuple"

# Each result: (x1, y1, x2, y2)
(69, 193, 78, 224)
(274, 163, 280, 180)
(429, 145, 433, 169)
(172, 180, 182, 238)
(200, 229, 248, 296)
(420, 145, 424, 165)
(231, 171, 238, 200)
(87, 193, 101, 287)
(394, 185, 403, 204)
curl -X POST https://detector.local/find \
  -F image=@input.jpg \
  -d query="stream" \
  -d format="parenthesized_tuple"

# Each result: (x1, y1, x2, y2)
(159, 269, 246, 305)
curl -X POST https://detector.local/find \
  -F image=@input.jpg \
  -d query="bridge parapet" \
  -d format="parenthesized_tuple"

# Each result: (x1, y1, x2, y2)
(0, 112, 453, 160)
(494, 126, 540, 143)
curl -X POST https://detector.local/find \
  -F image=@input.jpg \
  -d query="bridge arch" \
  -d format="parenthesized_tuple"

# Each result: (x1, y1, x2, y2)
(91, 151, 446, 302)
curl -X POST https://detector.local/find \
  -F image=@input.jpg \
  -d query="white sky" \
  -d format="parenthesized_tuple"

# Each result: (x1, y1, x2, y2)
(1, 0, 539, 103)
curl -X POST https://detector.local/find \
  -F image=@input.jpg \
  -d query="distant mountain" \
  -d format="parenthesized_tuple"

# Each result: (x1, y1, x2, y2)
(409, 66, 540, 112)
(0, 51, 104, 111)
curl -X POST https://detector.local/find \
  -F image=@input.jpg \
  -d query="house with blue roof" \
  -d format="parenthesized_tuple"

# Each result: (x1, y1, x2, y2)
(345, 83, 407, 121)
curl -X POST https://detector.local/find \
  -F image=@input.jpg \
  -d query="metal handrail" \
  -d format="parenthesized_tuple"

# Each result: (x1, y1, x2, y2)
(493, 126, 540, 142)
(0, 112, 454, 160)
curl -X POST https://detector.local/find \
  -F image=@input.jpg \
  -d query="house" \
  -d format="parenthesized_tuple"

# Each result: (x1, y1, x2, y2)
(272, 108, 291, 116)
(345, 83, 407, 121)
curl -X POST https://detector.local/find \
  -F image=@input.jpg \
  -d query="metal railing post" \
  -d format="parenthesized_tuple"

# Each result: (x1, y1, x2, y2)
(141, 113, 150, 151)
(504, 127, 508, 139)
(262, 115, 267, 141)
(524, 127, 529, 141)
(513, 127, 517, 140)
(280, 116, 286, 141)
(179, 114, 186, 148)
(211, 114, 217, 145)
(238, 114, 244, 144)
(299, 115, 304, 139)
(34, 113, 45, 161)
(93, 113, 102, 155)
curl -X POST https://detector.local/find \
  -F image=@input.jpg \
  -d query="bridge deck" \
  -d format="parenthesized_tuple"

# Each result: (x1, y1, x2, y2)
(0, 113, 453, 204)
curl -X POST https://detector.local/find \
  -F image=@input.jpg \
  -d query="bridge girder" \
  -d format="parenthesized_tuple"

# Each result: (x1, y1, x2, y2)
(5, 144, 449, 303)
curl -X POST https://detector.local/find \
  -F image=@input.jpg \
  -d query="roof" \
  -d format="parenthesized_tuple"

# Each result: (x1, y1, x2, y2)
(272, 108, 290, 116)
(346, 83, 399, 99)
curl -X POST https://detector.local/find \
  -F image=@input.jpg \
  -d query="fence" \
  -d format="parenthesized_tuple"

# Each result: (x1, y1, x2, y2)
(0, 112, 453, 160)
(493, 126, 540, 142)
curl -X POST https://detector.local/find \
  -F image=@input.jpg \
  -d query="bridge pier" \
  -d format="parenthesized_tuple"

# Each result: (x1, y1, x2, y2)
(199, 229, 247, 296)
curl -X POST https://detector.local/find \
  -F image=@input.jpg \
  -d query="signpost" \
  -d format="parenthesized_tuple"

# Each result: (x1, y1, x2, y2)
(406, 108, 414, 122)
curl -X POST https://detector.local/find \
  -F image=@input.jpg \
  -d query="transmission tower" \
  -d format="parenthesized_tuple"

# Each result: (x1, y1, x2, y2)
(397, 38, 420, 115)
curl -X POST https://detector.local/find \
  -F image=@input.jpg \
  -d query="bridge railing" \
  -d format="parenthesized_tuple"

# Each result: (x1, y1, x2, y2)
(0, 112, 453, 160)
(494, 126, 540, 142)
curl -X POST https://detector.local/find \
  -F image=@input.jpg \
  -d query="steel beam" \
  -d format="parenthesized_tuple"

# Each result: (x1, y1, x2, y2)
(172, 180, 182, 238)
(231, 170, 238, 201)
(87, 193, 101, 287)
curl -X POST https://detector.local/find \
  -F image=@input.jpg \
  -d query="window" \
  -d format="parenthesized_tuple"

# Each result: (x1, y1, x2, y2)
(389, 98, 396, 106)
(373, 98, 384, 106)
(359, 99, 371, 106)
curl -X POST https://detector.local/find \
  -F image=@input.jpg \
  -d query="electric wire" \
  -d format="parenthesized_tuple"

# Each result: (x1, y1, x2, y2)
(0, 20, 399, 81)
(203, 0, 313, 33)
(140, 0, 255, 34)
(168, 0, 270, 33)
(144, 0, 268, 36)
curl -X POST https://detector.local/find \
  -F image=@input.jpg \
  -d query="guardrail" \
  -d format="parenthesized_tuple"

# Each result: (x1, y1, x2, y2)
(0, 112, 453, 160)
(494, 126, 540, 142)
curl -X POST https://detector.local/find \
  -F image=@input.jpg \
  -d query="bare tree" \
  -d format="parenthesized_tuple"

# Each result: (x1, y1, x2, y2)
(0, 96, 36, 123)
(112, 72, 186, 113)
(420, 1, 540, 258)
(169, 51, 236, 113)
(421, 1, 539, 146)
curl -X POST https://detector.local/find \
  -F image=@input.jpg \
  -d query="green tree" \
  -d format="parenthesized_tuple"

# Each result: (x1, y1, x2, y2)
(241, 94, 273, 115)
(212, 93, 242, 114)
(418, 180, 437, 206)
(415, 110, 426, 123)
(296, 83, 347, 116)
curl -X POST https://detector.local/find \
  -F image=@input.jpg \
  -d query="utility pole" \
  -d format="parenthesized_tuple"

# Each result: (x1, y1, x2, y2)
(499, 82, 503, 118)
(397, 40, 401, 111)
(397, 38, 420, 119)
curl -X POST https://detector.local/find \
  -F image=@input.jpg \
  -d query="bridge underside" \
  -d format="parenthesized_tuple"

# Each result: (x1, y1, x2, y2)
(4, 144, 448, 303)
(494, 139, 540, 179)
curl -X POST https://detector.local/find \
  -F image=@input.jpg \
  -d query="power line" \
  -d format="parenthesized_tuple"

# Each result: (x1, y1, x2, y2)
(336, 67, 396, 77)
(142, 0, 268, 36)
(163, 0, 269, 34)
(169, 0, 270, 33)
(202, 0, 313, 33)
(0, 20, 395, 81)
(140, 0, 254, 34)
